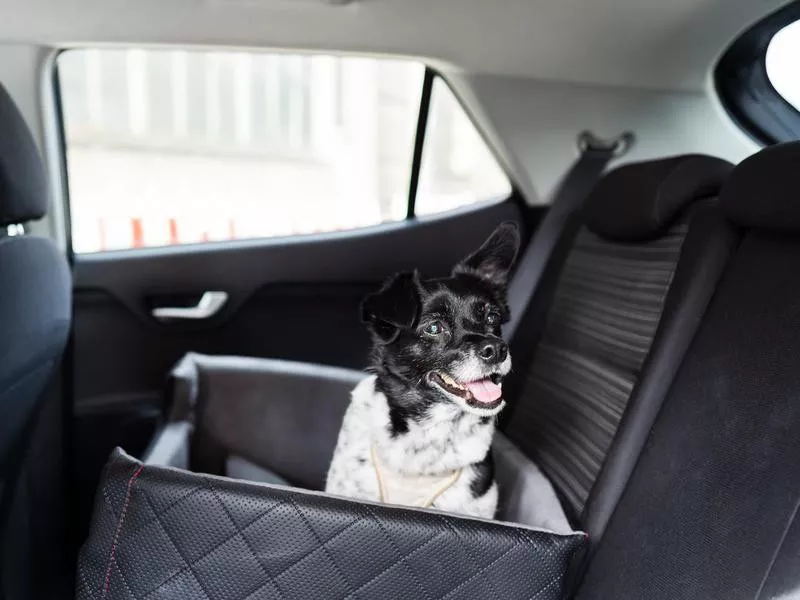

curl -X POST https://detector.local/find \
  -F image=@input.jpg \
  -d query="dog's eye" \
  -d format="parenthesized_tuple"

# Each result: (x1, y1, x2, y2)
(486, 310, 501, 326)
(424, 321, 445, 336)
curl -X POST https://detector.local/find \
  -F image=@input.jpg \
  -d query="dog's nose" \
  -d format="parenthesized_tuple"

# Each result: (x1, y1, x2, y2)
(479, 341, 508, 363)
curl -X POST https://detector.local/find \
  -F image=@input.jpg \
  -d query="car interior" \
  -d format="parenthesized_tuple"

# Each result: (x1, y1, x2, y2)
(2, 0, 800, 598)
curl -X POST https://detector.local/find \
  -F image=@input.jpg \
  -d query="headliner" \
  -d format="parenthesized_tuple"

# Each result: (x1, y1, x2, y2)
(0, 0, 791, 91)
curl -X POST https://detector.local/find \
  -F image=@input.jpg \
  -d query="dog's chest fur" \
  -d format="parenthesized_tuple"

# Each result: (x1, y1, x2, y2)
(325, 376, 499, 518)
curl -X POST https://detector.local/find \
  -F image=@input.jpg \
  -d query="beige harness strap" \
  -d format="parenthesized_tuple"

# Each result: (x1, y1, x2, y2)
(370, 445, 462, 508)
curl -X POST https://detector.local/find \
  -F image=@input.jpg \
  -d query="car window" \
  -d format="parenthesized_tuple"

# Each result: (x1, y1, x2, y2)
(766, 18, 800, 112)
(57, 49, 512, 254)
(415, 79, 511, 217)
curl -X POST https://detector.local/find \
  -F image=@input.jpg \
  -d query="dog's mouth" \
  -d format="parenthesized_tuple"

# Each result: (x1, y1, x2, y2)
(427, 371, 505, 411)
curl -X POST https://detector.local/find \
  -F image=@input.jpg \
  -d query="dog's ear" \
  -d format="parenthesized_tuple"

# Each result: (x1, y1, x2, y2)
(361, 271, 422, 344)
(454, 222, 520, 287)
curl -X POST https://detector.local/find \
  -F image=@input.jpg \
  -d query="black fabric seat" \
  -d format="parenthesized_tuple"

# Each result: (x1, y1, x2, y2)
(503, 154, 735, 541)
(575, 142, 800, 599)
(0, 84, 72, 599)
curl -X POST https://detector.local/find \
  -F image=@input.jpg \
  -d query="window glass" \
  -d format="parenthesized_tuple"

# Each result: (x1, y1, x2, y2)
(58, 50, 513, 253)
(415, 79, 511, 216)
(59, 49, 423, 252)
(766, 19, 800, 112)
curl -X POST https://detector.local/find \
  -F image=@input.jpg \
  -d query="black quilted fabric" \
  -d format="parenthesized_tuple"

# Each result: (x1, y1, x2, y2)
(77, 450, 585, 600)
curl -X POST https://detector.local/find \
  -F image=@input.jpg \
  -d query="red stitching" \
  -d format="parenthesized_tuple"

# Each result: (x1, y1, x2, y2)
(102, 465, 143, 600)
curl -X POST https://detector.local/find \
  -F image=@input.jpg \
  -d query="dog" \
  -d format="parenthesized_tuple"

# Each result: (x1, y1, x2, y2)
(325, 222, 520, 518)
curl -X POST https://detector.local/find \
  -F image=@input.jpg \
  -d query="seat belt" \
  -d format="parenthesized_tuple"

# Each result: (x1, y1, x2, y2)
(504, 131, 634, 341)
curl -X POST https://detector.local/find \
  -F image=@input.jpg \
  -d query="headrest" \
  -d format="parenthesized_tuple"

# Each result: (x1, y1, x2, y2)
(0, 83, 48, 226)
(721, 142, 800, 233)
(584, 154, 733, 241)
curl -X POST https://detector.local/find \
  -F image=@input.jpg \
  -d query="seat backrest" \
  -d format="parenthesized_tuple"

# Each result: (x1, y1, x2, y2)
(576, 142, 800, 600)
(0, 83, 71, 599)
(503, 155, 735, 541)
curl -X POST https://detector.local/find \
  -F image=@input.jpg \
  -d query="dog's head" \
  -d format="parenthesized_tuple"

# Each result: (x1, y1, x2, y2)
(362, 222, 520, 420)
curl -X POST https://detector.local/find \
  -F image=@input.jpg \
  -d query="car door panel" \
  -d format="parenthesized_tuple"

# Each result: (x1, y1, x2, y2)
(70, 200, 535, 527)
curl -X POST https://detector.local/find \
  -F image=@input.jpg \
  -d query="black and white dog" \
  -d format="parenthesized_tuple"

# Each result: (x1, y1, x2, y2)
(325, 223, 520, 518)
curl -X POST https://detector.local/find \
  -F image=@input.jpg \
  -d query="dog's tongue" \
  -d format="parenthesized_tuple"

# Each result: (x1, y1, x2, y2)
(466, 379, 502, 404)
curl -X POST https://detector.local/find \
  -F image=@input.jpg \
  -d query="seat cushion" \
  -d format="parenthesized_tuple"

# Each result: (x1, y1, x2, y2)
(225, 454, 291, 487)
(493, 434, 572, 533)
(219, 433, 573, 533)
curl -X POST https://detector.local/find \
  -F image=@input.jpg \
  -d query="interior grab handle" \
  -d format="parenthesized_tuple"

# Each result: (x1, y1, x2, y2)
(152, 291, 229, 321)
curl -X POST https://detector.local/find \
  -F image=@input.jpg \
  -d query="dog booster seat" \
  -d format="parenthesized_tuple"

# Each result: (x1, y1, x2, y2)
(76, 353, 585, 599)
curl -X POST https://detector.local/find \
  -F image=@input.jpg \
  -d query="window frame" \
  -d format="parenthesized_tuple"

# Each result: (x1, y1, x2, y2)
(715, 0, 800, 145)
(52, 50, 520, 256)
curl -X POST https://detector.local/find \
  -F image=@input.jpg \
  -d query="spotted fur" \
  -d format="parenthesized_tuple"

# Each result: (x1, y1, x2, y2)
(325, 376, 500, 517)
(325, 223, 520, 519)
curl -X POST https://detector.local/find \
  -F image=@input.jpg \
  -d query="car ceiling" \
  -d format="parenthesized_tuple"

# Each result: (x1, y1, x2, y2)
(0, 0, 791, 92)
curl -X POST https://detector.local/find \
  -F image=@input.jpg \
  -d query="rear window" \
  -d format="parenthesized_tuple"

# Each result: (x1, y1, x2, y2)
(56, 49, 512, 253)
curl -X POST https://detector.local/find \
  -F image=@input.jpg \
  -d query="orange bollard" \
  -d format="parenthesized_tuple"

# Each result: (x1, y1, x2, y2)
(132, 218, 144, 249)
(169, 219, 179, 245)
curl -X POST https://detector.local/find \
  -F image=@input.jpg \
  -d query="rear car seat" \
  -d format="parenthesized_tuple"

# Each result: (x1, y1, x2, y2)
(504, 154, 736, 543)
(576, 141, 800, 599)
(142, 153, 734, 538)
(80, 151, 746, 600)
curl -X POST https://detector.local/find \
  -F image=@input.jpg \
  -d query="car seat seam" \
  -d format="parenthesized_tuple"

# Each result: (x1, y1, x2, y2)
(102, 464, 144, 600)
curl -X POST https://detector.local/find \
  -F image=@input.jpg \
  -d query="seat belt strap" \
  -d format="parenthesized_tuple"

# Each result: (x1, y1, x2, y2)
(504, 131, 633, 340)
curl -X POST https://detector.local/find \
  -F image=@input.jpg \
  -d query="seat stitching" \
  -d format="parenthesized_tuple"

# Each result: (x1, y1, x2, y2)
(233, 509, 382, 599)
(526, 572, 562, 600)
(204, 479, 287, 600)
(137, 489, 227, 600)
(435, 514, 504, 599)
(235, 512, 399, 600)
(284, 495, 355, 596)
(143, 490, 367, 600)
(139, 492, 288, 599)
(344, 529, 447, 599)
(360, 504, 435, 600)
(439, 538, 522, 599)
(124, 486, 206, 538)
(101, 464, 143, 600)
(109, 548, 144, 600)
(99, 453, 124, 524)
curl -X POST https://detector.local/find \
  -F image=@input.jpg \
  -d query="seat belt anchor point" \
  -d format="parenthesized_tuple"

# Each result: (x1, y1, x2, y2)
(577, 131, 635, 157)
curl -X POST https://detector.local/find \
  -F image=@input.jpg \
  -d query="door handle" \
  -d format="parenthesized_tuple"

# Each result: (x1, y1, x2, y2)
(151, 291, 229, 321)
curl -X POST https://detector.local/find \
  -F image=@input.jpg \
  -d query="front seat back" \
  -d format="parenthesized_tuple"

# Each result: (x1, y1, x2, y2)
(0, 83, 71, 598)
